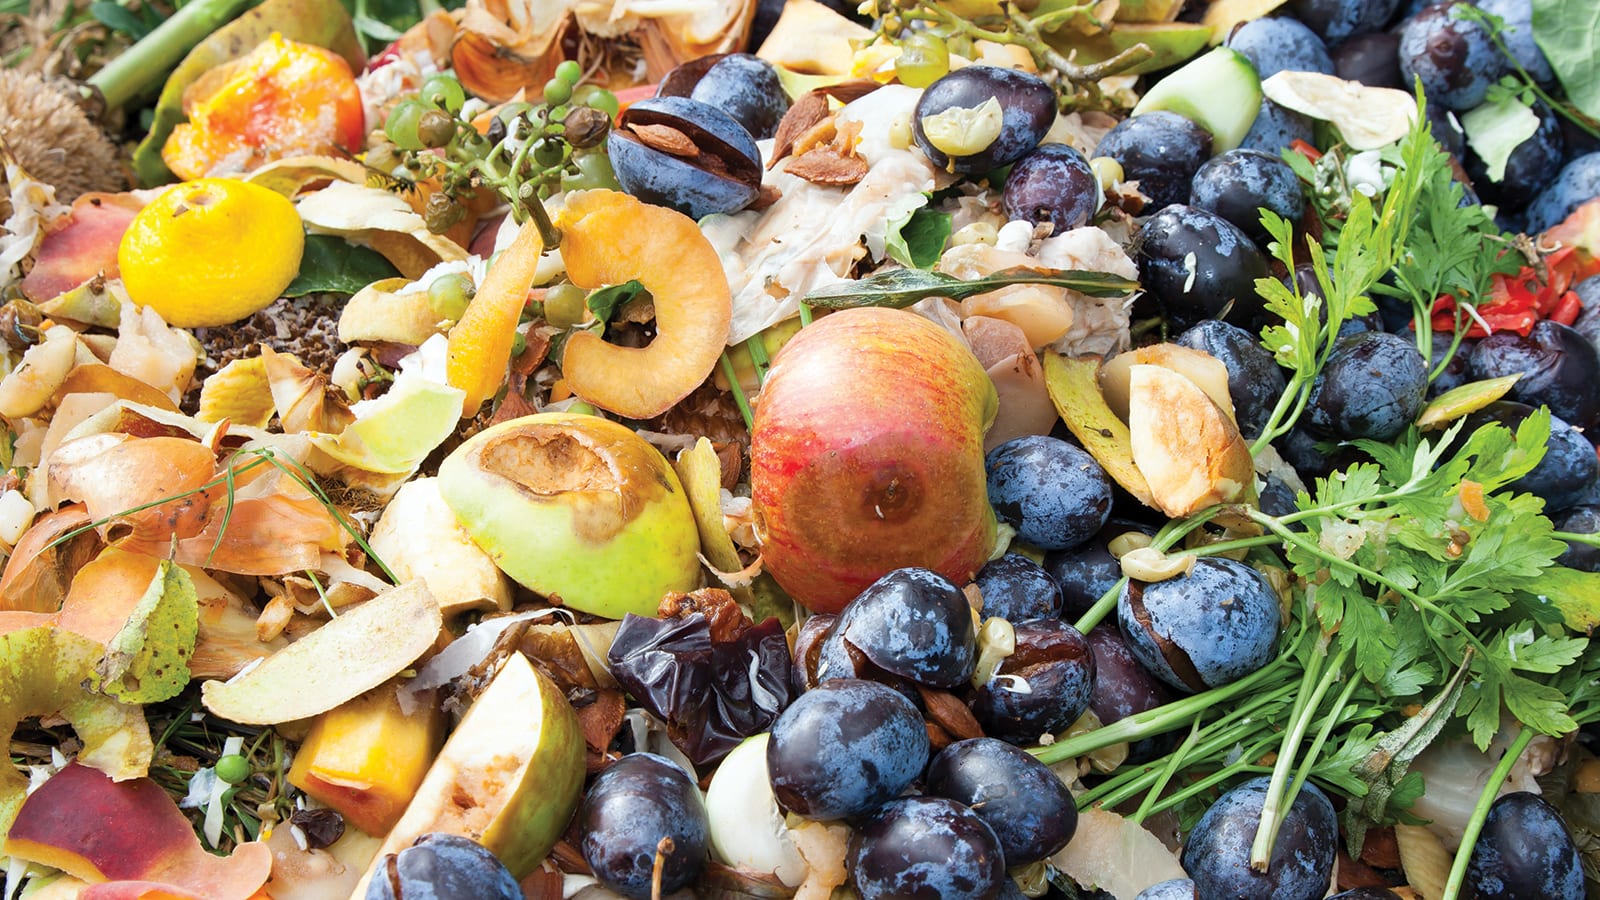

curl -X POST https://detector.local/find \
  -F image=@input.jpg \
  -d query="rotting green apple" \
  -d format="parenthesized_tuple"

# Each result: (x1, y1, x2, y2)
(750, 307, 998, 614)
(349, 652, 585, 888)
(437, 412, 702, 619)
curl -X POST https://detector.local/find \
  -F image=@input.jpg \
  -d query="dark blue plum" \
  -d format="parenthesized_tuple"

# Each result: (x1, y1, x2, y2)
(972, 617, 1095, 744)
(1136, 880, 1198, 900)
(1239, 99, 1316, 154)
(1226, 16, 1334, 78)
(985, 435, 1113, 551)
(1177, 318, 1286, 441)
(1093, 112, 1213, 210)
(608, 96, 760, 219)
(1258, 473, 1301, 519)
(1044, 537, 1122, 620)
(1287, 0, 1401, 45)
(924, 737, 1078, 864)
(1397, 2, 1510, 111)
(1003, 143, 1101, 232)
(766, 678, 929, 820)
(1137, 204, 1272, 332)
(1180, 778, 1338, 900)
(1190, 149, 1306, 246)
(913, 66, 1056, 174)
(1554, 506, 1600, 572)
(1468, 320, 1600, 429)
(974, 553, 1062, 622)
(1118, 557, 1281, 693)
(1525, 152, 1600, 234)
(578, 753, 710, 899)
(848, 797, 1006, 900)
(1464, 402, 1599, 512)
(1466, 100, 1564, 211)
(684, 54, 789, 140)
(1276, 426, 1363, 480)
(1305, 331, 1429, 441)
(1332, 31, 1403, 88)
(1424, 330, 1475, 398)
(1467, 792, 1584, 900)
(365, 834, 521, 900)
(1425, 102, 1468, 159)
(1477, 0, 1554, 85)
(1573, 275, 1600, 353)
(828, 567, 976, 688)
(1086, 624, 1178, 763)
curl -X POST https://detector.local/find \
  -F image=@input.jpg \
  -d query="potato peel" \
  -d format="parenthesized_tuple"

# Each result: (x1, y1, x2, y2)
(201, 580, 442, 725)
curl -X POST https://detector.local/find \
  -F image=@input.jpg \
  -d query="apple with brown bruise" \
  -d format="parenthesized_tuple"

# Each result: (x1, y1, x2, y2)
(751, 308, 998, 614)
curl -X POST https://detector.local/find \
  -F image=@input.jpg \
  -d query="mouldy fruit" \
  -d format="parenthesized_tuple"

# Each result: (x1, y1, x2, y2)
(436, 412, 702, 619)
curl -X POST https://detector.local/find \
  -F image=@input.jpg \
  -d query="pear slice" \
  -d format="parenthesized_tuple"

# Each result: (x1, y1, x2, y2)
(351, 653, 586, 886)
(1127, 364, 1255, 518)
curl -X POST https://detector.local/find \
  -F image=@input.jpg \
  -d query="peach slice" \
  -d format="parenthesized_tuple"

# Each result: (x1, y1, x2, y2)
(4, 762, 270, 900)
(557, 189, 733, 419)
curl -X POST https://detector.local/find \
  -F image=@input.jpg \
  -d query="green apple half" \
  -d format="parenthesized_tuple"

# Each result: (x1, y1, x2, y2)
(437, 412, 702, 619)
(350, 652, 585, 888)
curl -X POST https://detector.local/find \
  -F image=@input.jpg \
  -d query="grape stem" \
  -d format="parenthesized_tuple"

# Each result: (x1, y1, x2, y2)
(1441, 726, 1534, 900)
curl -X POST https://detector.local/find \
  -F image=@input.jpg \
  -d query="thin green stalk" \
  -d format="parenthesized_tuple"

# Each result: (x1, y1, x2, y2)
(1288, 675, 1361, 802)
(1131, 718, 1202, 824)
(720, 352, 754, 431)
(1553, 530, 1600, 548)
(1442, 726, 1535, 900)
(1251, 643, 1346, 868)
(87, 0, 256, 111)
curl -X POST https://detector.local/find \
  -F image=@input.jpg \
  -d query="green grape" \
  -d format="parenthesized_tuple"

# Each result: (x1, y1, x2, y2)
(384, 100, 428, 151)
(573, 84, 620, 119)
(894, 33, 951, 88)
(215, 754, 251, 785)
(567, 400, 600, 416)
(544, 282, 589, 328)
(510, 330, 527, 356)
(543, 78, 573, 107)
(554, 60, 583, 86)
(419, 74, 466, 113)
(532, 138, 567, 168)
(561, 150, 621, 192)
(428, 273, 476, 320)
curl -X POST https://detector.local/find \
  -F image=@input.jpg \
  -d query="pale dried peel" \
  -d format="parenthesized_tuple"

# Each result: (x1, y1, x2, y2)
(200, 580, 442, 725)
(1127, 363, 1255, 518)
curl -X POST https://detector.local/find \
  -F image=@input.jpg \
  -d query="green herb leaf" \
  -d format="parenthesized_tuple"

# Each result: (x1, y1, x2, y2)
(802, 266, 1138, 309)
(586, 279, 649, 324)
(284, 235, 401, 297)
(91, 561, 200, 704)
(1531, 0, 1600, 120)
(90, 1, 156, 38)
(884, 204, 953, 270)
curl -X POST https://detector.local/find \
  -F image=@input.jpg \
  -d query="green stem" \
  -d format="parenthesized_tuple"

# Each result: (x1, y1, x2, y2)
(1442, 726, 1535, 900)
(1032, 652, 1294, 766)
(1553, 530, 1600, 548)
(1131, 718, 1201, 824)
(720, 352, 755, 431)
(1251, 643, 1347, 868)
(87, 0, 256, 112)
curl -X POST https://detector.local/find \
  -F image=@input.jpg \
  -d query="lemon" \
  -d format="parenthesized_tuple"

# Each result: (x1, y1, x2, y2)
(117, 178, 305, 328)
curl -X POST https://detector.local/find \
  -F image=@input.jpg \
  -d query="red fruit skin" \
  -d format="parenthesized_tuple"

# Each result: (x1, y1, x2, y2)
(750, 307, 999, 614)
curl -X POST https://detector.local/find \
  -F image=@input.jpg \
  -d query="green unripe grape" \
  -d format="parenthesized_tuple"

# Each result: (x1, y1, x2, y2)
(215, 754, 251, 786)
(544, 282, 589, 328)
(384, 99, 428, 151)
(561, 151, 621, 193)
(554, 60, 583, 86)
(543, 78, 573, 107)
(567, 401, 600, 416)
(428, 273, 476, 320)
(573, 84, 620, 119)
(510, 330, 527, 356)
(894, 33, 951, 89)
(419, 74, 466, 113)
(532, 138, 567, 168)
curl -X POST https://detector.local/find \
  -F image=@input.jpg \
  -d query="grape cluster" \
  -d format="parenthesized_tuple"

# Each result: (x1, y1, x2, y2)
(369, 62, 621, 233)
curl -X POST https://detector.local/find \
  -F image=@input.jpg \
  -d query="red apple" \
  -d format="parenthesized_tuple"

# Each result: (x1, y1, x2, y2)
(751, 307, 998, 613)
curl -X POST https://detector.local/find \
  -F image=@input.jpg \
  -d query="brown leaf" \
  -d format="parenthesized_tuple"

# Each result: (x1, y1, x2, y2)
(575, 687, 627, 754)
(630, 122, 697, 157)
(770, 91, 829, 168)
(519, 866, 565, 900)
(784, 148, 869, 186)
(713, 440, 742, 490)
(918, 685, 985, 741)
